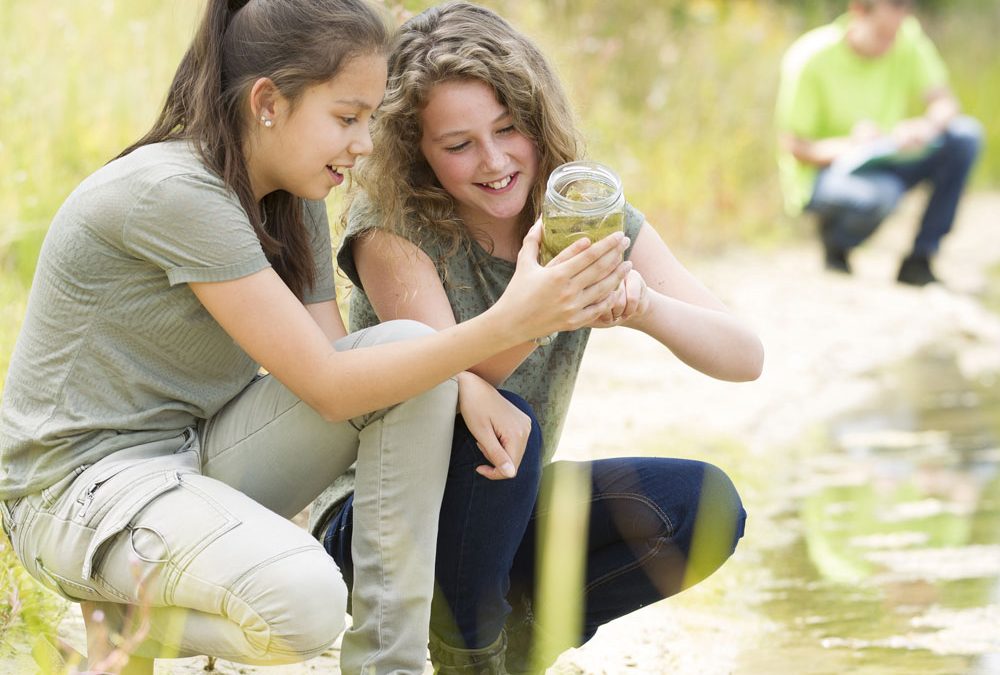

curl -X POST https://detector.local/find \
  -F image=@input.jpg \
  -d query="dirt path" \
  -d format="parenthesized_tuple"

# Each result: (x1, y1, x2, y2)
(54, 192, 1000, 674)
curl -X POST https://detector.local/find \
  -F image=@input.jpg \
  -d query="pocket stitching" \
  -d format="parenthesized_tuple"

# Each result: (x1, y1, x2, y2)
(159, 479, 240, 604)
(35, 557, 105, 603)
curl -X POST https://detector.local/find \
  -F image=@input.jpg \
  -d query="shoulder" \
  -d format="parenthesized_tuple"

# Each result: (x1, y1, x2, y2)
(344, 192, 448, 255)
(344, 191, 380, 237)
(894, 15, 939, 58)
(782, 21, 844, 77)
(57, 142, 244, 243)
(338, 192, 446, 286)
(898, 15, 929, 44)
(624, 201, 646, 239)
(97, 141, 239, 217)
(120, 141, 226, 187)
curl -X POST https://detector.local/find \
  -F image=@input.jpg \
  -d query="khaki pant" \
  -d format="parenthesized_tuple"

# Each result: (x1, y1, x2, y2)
(0, 320, 456, 674)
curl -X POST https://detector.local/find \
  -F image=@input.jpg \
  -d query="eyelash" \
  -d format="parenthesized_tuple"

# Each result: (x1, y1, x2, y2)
(445, 126, 517, 154)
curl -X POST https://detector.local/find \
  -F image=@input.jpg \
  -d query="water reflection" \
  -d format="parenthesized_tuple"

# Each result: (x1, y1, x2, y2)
(749, 346, 1000, 674)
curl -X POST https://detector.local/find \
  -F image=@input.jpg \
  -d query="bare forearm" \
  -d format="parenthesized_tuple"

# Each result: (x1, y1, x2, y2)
(628, 292, 763, 382)
(315, 309, 522, 421)
(785, 134, 855, 167)
(467, 341, 537, 386)
(925, 94, 959, 134)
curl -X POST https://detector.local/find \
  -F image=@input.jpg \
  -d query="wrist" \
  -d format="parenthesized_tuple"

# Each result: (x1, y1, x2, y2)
(533, 332, 558, 347)
(477, 303, 524, 351)
(924, 114, 946, 136)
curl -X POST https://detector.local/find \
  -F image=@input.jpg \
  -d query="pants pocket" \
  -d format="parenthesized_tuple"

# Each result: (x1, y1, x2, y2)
(21, 470, 186, 605)
(34, 556, 106, 602)
(92, 473, 240, 607)
(0, 497, 19, 540)
(82, 469, 186, 583)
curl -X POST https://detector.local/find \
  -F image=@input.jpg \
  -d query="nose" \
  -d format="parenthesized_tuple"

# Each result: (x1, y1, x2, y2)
(480, 140, 505, 173)
(349, 121, 374, 158)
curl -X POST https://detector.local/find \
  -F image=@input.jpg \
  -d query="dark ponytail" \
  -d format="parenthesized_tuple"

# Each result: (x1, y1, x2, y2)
(119, 0, 391, 299)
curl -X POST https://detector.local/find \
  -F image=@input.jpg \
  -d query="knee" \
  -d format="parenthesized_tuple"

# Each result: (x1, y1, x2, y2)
(233, 547, 348, 661)
(811, 182, 896, 230)
(943, 115, 984, 163)
(497, 390, 543, 484)
(698, 463, 746, 554)
(334, 319, 437, 352)
(850, 184, 899, 225)
(672, 463, 745, 590)
(365, 318, 437, 344)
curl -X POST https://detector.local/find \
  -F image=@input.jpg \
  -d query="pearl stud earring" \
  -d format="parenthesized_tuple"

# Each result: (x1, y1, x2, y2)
(260, 115, 273, 128)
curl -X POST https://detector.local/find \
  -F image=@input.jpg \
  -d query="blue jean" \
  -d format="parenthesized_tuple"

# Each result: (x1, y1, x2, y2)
(807, 116, 982, 256)
(323, 391, 746, 656)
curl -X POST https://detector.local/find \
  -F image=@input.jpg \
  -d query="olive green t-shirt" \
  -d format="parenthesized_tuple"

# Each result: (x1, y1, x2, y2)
(776, 14, 948, 214)
(339, 197, 643, 460)
(308, 195, 643, 537)
(0, 140, 336, 499)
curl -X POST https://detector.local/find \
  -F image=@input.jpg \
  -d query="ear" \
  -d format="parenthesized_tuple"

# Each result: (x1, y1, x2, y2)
(249, 77, 281, 127)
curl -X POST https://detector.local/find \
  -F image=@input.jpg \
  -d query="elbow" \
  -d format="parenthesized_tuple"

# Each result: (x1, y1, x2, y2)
(318, 407, 349, 424)
(728, 336, 765, 382)
(313, 397, 353, 424)
(743, 338, 765, 382)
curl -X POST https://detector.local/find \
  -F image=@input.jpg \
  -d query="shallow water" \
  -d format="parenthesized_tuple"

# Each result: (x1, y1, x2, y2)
(737, 346, 1000, 675)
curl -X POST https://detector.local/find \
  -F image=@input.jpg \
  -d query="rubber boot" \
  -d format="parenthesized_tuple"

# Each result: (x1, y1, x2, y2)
(429, 630, 509, 675)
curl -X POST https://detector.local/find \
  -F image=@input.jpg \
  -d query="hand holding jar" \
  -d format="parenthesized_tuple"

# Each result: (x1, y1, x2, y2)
(539, 161, 626, 265)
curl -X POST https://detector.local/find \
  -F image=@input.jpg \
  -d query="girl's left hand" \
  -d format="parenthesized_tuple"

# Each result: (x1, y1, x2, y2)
(592, 269, 650, 328)
(457, 373, 532, 480)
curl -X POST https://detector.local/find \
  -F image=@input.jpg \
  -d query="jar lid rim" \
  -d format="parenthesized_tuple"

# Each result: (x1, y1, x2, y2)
(545, 161, 623, 213)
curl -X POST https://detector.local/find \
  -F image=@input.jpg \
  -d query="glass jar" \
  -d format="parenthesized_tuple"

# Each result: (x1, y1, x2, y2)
(540, 160, 625, 265)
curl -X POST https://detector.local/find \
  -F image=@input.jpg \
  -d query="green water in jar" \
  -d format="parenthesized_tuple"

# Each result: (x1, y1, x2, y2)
(540, 179, 624, 265)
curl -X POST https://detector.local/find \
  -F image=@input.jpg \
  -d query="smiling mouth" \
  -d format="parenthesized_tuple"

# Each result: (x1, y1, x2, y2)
(479, 174, 515, 190)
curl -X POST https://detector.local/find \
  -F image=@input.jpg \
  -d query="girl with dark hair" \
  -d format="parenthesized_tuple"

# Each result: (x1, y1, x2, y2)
(314, 2, 764, 673)
(0, 0, 630, 672)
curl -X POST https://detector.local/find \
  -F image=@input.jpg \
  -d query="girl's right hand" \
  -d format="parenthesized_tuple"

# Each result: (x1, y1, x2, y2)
(495, 222, 631, 343)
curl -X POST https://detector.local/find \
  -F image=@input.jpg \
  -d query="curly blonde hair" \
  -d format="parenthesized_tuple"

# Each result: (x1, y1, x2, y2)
(354, 1, 583, 258)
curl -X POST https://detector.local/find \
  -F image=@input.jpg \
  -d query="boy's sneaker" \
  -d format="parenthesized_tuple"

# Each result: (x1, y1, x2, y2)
(823, 245, 851, 274)
(897, 254, 938, 286)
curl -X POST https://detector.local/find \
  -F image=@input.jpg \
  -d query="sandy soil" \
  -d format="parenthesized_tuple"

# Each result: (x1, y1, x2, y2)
(53, 191, 1000, 674)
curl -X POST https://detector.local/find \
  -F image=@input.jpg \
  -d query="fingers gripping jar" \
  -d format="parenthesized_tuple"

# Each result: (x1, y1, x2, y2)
(540, 161, 625, 265)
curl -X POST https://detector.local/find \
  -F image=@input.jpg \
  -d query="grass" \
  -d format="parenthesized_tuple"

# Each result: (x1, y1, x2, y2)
(1, 0, 998, 665)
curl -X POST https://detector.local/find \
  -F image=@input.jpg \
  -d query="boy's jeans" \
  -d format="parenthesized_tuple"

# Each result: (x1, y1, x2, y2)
(808, 116, 982, 255)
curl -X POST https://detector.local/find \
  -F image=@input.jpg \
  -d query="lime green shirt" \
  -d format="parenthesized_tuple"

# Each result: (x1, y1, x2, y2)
(776, 14, 948, 214)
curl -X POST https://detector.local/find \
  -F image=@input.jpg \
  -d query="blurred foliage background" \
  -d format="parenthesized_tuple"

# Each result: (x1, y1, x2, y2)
(0, 0, 998, 661)
(1, 0, 997, 287)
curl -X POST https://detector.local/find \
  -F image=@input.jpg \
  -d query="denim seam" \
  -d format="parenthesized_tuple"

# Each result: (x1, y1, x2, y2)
(204, 397, 307, 463)
(591, 491, 675, 535)
(358, 420, 388, 672)
(451, 474, 479, 626)
(530, 491, 675, 535)
(584, 535, 666, 595)
(579, 492, 675, 594)
(347, 327, 374, 350)
(225, 545, 335, 657)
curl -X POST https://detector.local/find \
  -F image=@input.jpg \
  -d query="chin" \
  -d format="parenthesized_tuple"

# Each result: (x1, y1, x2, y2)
(297, 186, 335, 201)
